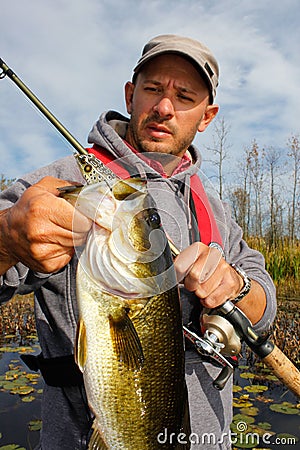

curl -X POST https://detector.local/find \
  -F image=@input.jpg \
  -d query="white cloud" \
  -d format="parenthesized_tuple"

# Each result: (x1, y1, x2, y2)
(0, 0, 299, 178)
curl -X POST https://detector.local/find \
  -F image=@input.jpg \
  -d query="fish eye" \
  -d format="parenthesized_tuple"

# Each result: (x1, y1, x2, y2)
(146, 210, 161, 228)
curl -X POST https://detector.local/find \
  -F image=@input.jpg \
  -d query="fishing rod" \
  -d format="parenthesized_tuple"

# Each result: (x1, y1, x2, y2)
(0, 58, 117, 187)
(1, 57, 300, 398)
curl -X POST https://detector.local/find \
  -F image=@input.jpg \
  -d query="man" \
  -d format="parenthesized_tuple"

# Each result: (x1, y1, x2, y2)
(0, 35, 276, 449)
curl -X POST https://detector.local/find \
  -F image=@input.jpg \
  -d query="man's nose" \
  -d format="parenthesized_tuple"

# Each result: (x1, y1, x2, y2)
(153, 96, 175, 118)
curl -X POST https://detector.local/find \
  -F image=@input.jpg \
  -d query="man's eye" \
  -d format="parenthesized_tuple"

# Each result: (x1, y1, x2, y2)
(145, 87, 159, 93)
(178, 94, 194, 102)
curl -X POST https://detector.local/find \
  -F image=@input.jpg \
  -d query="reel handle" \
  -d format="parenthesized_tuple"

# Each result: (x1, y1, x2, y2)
(213, 365, 234, 391)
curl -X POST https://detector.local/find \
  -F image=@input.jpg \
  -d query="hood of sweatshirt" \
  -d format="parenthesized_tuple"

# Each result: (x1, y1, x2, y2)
(88, 110, 202, 179)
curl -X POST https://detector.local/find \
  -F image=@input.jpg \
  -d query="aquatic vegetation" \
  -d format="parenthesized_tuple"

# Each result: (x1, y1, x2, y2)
(232, 356, 299, 448)
(0, 445, 26, 449)
(269, 402, 300, 415)
(0, 326, 42, 449)
(0, 287, 299, 448)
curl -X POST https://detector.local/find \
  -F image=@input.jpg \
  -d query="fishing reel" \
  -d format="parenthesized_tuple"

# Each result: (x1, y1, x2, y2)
(184, 307, 242, 390)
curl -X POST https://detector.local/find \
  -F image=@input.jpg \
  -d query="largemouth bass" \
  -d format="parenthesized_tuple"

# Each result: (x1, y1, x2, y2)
(63, 179, 189, 450)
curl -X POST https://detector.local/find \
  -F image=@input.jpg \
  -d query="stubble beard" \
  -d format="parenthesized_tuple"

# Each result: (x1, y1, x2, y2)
(127, 112, 198, 157)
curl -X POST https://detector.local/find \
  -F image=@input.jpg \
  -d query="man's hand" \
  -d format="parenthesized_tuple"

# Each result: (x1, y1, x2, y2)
(174, 242, 266, 324)
(0, 176, 92, 274)
(174, 242, 243, 309)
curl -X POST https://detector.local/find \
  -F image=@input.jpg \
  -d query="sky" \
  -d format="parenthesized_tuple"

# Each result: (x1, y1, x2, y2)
(1, 0, 300, 179)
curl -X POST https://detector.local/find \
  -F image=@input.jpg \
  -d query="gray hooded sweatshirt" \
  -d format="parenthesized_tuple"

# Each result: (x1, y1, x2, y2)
(0, 111, 276, 450)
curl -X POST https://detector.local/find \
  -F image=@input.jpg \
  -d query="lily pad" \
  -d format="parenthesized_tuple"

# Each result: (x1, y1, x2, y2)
(230, 431, 260, 448)
(264, 374, 279, 381)
(276, 433, 298, 442)
(28, 420, 42, 431)
(0, 347, 14, 353)
(26, 335, 38, 340)
(25, 373, 40, 382)
(232, 413, 255, 424)
(21, 395, 35, 402)
(233, 394, 254, 409)
(240, 372, 256, 379)
(244, 385, 268, 393)
(269, 402, 300, 415)
(233, 385, 243, 393)
(14, 347, 34, 354)
(10, 385, 34, 396)
(0, 445, 26, 449)
(1, 381, 17, 391)
(233, 399, 253, 408)
(257, 422, 272, 430)
(240, 407, 259, 416)
(251, 424, 275, 437)
(8, 364, 21, 371)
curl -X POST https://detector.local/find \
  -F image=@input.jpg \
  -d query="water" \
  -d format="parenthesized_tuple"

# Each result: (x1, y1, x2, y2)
(0, 340, 299, 449)
(0, 340, 42, 449)
(232, 353, 300, 449)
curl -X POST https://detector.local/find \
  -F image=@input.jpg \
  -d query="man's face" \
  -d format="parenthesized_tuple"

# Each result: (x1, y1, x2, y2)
(125, 54, 218, 158)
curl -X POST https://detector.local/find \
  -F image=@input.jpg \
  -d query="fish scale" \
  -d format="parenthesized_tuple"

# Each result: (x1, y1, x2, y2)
(80, 282, 184, 449)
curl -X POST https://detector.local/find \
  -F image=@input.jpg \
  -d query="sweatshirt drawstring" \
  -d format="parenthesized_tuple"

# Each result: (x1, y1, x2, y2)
(182, 173, 192, 231)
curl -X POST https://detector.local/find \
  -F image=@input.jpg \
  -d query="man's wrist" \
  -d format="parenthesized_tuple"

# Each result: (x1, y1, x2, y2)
(230, 264, 252, 304)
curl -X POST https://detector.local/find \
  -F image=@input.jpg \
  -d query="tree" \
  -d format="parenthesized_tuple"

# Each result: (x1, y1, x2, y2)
(236, 145, 254, 236)
(0, 174, 15, 192)
(204, 116, 231, 200)
(228, 187, 250, 236)
(247, 140, 265, 236)
(264, 147, 284, 245)
(287, 135, 300, 242)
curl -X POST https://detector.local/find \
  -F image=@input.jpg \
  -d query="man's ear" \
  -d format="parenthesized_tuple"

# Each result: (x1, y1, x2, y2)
(198, 104, 219, 132)
(125, 81, 135, 114)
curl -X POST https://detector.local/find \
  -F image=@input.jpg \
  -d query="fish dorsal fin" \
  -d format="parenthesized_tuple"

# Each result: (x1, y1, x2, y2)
(109, 312, 144, 370)
(74, 318, 87, 372)
(88, 421, 108, 450)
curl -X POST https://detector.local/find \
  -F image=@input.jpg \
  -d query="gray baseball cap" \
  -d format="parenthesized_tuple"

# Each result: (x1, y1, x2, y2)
(133, 34, 219, 103)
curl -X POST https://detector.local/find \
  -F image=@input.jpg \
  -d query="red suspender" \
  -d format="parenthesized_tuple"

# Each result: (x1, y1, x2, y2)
(88, 145, 131, 179)
(190, 175, 223, 247)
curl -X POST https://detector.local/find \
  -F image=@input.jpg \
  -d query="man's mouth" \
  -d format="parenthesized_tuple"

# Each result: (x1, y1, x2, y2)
(146, 123, 173, 139)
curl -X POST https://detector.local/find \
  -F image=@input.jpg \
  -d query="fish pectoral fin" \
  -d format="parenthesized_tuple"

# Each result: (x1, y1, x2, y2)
(109, 313, 144, 370)
(74, 318, 87, 372)
(88, 421, 108, 450)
